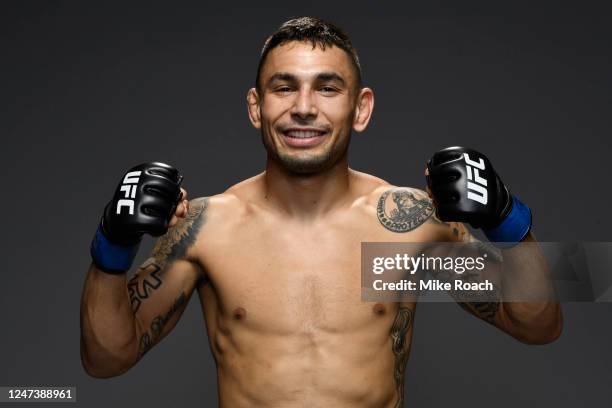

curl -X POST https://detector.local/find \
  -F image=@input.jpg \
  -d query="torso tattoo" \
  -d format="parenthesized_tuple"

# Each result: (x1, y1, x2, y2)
(390, 306, 413, 408)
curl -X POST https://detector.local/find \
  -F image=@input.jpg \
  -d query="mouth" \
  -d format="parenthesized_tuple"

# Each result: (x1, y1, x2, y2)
(280, 127, 329, 147)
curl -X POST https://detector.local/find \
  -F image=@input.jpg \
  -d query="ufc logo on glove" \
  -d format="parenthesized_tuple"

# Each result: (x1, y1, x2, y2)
(116, 171, 142, 215)
(464, 153, 488, 205)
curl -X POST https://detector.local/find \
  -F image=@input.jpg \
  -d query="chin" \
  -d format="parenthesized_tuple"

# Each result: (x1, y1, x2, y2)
(276, 149, 341, 174)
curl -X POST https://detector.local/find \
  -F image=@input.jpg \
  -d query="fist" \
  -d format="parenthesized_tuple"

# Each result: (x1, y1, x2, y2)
(102, 162, 184, 245)
(425, 146, 512, 229)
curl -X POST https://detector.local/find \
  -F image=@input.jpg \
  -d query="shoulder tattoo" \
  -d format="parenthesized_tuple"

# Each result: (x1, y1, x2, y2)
(150, 197, 209, 265)
(377, 188, 434, 233)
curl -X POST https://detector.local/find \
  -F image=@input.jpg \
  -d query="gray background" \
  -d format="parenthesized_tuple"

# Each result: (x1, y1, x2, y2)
(1, 0, 611, 406)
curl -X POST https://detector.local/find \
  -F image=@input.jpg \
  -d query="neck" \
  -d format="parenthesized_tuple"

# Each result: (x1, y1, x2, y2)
(262, 155, 352, 218)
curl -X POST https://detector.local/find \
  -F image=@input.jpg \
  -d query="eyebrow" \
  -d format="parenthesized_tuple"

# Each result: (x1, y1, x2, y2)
(315, 72, 346, 86)
(267, 72, 297, 85)
(266, 71, 347, 87)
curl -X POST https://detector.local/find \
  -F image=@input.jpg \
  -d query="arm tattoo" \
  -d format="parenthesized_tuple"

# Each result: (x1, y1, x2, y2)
(470, 239, 503, 263)
(129, 197, 209, 312)
(429, 218, 504, 322)
(128, 261, 162, 312)
(377, 188, 434, 233)
(150, 197, 209, 266)
(429, 248, 502, 322)
(138, 292, 187, 358)
(390, 306, 413, 408)
(454, 227, 502, 322)
(458, 300, 500, 321)
(433, 266, 501, 322)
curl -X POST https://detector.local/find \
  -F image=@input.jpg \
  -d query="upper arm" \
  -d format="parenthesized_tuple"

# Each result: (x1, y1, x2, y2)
(128, 197, 209, 360)
(374, 186, 544, 337)
(372, 185, 505, 322)
(390, 187, 507, 323)
(428, 216, 506, 324)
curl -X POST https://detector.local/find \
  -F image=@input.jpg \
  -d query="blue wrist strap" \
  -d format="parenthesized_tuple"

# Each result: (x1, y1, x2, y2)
(90, 225, 141, 274)
(484, 196, 532, 248)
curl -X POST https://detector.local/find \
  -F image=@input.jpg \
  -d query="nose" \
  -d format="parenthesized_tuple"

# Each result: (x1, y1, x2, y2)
(290, 88, 318, 121)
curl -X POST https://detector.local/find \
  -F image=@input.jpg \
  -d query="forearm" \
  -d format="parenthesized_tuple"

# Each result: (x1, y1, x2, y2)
(498, 233, 563, 343)
(80, 263, 139, 377)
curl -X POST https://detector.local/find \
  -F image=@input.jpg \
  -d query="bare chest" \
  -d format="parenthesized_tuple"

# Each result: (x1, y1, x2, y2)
(196, 211, 433, 334)
(201, 224, 368, 330)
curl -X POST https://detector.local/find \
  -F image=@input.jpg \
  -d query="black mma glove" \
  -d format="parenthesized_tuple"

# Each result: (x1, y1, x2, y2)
(426, 146, 531, 246)
(90, 162, 183, 273)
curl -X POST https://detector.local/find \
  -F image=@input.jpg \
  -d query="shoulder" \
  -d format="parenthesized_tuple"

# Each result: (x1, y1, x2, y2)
(189, 192, 249, 233)
(348, 170, 437, 234)
(362, 185, 477, 242)
(350, 173, 473, 241)
(369, 185, 436, 233)
(368, 185, 431, 208)
(366, 184, 475, 241)
(189, 174, 263, 235)
(347, 170, 430, 205)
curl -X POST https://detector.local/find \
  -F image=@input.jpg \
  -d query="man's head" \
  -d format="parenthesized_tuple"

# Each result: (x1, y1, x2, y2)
(247, 17, 374, 175)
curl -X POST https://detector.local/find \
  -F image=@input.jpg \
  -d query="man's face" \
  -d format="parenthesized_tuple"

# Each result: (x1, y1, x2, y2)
(253, 41, 361, 174)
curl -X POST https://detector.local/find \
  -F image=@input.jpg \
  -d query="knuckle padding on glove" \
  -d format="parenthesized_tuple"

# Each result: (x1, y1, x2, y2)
(142, 178, 180, 200)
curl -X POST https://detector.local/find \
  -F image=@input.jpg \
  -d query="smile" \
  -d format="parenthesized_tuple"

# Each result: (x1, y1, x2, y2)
(284, 129, 326, 138)
(280, 128, 328, 147)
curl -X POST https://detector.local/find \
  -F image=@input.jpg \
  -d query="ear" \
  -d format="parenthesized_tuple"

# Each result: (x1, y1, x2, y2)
(246, 88, 261, 129)
(352, 87, 374, 132)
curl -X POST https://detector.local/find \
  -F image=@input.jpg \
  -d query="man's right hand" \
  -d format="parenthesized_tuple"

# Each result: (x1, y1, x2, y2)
(91, 162, 184, 274)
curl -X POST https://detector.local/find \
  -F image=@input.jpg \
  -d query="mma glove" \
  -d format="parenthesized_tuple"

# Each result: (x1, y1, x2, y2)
(426, 146, 531, 247)
(90, 162, 183, 274)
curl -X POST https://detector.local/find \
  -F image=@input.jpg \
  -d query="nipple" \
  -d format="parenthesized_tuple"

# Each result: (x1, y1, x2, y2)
(233, 307, 247, 320)
(373, 303, 386, 315)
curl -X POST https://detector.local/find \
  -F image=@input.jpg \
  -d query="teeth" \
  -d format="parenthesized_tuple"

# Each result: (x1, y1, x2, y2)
(285, 130, 324, 138)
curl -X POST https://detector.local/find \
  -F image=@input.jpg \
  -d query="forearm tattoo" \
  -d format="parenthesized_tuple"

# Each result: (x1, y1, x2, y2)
(390, 306, 413, 408)
(431, 266, 501, 322)
(436, 224, 503, 322)
(138, 292, 187, 358)
(128, 197, 209, 312)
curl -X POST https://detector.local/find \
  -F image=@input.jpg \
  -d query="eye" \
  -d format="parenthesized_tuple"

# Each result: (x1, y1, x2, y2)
(275, 86, 292, 94)
(320, 86, 338, 93)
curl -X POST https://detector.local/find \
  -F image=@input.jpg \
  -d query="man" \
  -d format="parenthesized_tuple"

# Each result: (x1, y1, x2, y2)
(80, 17, 562, 407)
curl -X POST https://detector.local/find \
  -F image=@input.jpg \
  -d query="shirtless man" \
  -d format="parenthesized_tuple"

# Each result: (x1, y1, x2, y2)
(80, 17, 562, 407)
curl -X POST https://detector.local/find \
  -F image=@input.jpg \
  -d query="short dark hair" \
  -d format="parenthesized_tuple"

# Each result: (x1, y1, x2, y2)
(255, 17, 362, 91)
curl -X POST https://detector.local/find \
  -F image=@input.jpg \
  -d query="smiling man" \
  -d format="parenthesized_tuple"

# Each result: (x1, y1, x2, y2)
(81, 17, 562, 407)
